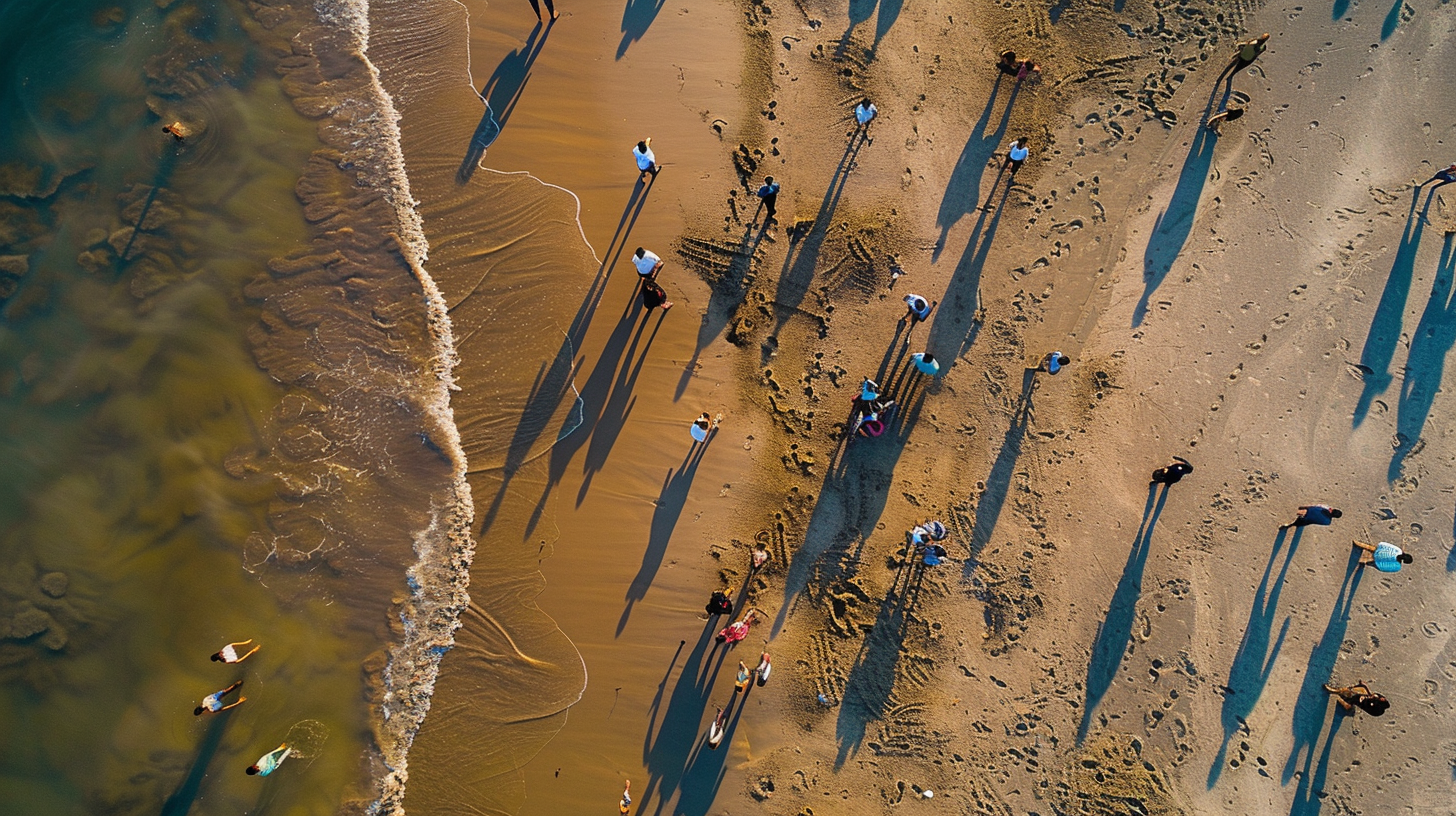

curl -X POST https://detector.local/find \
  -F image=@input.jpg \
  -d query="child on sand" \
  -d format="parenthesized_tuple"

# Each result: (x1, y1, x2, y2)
(1322, 681, 1389, 716)
(211, 639, 260, 663)
(1039, 351, 1070, 374)
(690, 412, 718, 442)
(641, 280, 673, 312)
(1005, 137, 1030, 174)
(855, 98, 878, 130)
(996, 50, 1039, 79)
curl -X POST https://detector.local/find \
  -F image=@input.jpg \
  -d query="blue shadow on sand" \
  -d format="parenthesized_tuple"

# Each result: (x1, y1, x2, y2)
(459, 22, 549, 184)
(1206, 528, 1299, 788)
(1077, 483, 1168, 743)
(1134, 120, 1218, 326)
(1389, 233, 1456, 481)
(835, 554, 926, 767)
(1381, 0, 1407, 40)
(1354, 191, 1431, 427)
(1282, 549, 1363, 786)
(933, 77, 1019, 260)
(618, 0, 666, 60)
(618, 434, 714, 634)
(636, 625, 731, 816)
(838, 0, 905, 56)
(960, 369, 1035, 581)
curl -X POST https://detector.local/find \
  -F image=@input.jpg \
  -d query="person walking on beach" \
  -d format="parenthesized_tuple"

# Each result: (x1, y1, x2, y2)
(527, 0, 558, 21)
(1278, 504, 1341, 530)
(1351, 539, 1413, 572)
(1420, 163, 1456, 189)
(1005, 137, 1031, 175)
(632, 247, 663, 280)
(903, 294, 935, 325)
(1322, 680, 1390, 716)
(1038, 351, 1070, 374)
(911, 352, 941, 376)
(855, 97, 878, 131)
(246, 743, 292, 776)
(194, 680, 246, 715)
(690, 412, 715, 443)
(1219, 33, 1270, 81)
(211, 639, 260, 663)
(633, 138, 659, 179)
(1206, 106, 1245, 135)
(756, 176, 780, 223)
(618, 780, 632, 814)
(641, 279, 673, 312)
(1151, 456, 1193, 485)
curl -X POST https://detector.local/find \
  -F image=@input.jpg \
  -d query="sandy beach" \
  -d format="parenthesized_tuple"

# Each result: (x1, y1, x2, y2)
(380, 0, 1456, 814)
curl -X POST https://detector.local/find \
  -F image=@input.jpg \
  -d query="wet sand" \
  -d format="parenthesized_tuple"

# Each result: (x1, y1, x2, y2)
(392, 0, 1456, 815)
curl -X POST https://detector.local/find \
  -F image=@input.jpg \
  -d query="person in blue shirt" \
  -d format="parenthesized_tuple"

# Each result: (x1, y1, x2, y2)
(1279, 504, 1341, 530)
(1352, 539, 1413, 572)
(756, 176, 780, 223)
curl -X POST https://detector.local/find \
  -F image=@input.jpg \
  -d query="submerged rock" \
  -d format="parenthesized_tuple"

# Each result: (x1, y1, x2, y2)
(6, 603, 54, 640)
(39, 572, 68, 598)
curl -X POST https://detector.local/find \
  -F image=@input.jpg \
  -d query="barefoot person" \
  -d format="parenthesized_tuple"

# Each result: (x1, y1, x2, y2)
(618, 780, 631, 814)
(1322, 681, 1389, 716)
(211, 639, 260, 663)
(911, 352, 941, 376)
(855, 97, 878, 131)
(1205, 106, 1245, 135)
(1351, 539, 1413, 572)
(903, 294, 935, 325)
(1004, 137, 1030, 175)
(1279, 504, 1341, 530)
(632, 247, 663, 280)
(246, 743, 292, 776)
(527, 0, 558, 21)
(632, 138, 659, 179)
(689, 412, 714, 443)
(641, 279, 673, 312)
(1150, 456, 1193, 485)
(194, 680, 246, 715)
(756, 176, 780, 223)
(1219, 33, 1270, 81)
(1420, 162, 1456, 189)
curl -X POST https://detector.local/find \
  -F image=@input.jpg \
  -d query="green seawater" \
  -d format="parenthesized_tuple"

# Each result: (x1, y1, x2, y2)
(0, 1, 386, 812)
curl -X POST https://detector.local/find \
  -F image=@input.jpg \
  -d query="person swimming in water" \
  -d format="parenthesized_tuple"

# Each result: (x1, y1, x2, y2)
(246, 743, 293, 776)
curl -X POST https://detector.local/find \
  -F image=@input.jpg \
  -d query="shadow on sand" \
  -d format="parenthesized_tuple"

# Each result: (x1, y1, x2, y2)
(1077, 482, 1168, 742)
(458, 22, 550, 184)
(1206, 528, 1300, 787)
(1354, 190, 1432, 426)
(1389, 232, 1456, 480)
(933, 77, 1019, 259)
(636, 622, 733, 816)
(617, 0, 666, 60)
(1282, 550, 1363, 785)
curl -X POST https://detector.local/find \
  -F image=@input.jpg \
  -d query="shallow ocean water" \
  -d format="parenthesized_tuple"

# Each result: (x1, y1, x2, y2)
(0, 1, 393, 812)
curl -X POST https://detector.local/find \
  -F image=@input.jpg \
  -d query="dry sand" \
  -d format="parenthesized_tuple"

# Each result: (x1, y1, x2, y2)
(394, 0, 1456, 814)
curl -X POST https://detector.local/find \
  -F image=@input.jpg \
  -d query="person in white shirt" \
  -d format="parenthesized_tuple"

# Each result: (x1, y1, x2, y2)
(1352, 539, 1413, 572)
(1005, 137, 1030, 174)
(211, 639, 260, 663)
(632, 247, 663, 280)
(632, 138, 658, 178)
(855, 98, 877, 130)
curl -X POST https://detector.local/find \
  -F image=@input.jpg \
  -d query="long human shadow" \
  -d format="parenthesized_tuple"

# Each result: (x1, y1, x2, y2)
(837, 0, 906, 56)
(160, 706, 235, 816)
(1390, 232, 1456, 480)
(671, 687, 747, 816)
(1354, 190, 1431, 426)
(458, 22, 549, 184)
(577, 307, 668, 504)
(618, 435, 714, 634)
(1381, 0, 1406, 40)
(673, 220, 767, 400)
(1077, 482, 1169, 743)
(771, 133, 865, 334)
(478, 182, 654, 536)
(933, 77, 1019, 259)
(961, 369, 1035, 579)
(637, 622, 722, 816)
(771, 368, 924, 636)
(1333, 0, 1351, 18)
(617, 0, 666, 59)
(1282, 549, 1363, 784)
(924, 180, 1010, 368)
(1287, 707, 1346, 816)
(1134, 80, 1228, 326)
(1207, 528, 1300, 788)
(834, 549, 922, 767)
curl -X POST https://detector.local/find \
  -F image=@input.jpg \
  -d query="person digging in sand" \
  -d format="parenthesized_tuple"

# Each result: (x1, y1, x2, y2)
(1351, 539, 1413, 572)
(1150, 456, 1193, 485)
(211, 639, 260, 663)
(1206, 106, 1245, 135)
(641, 279, 673, 312)
(1322, 681, 1389, 716)
(1279, 504, 1341, 530)
(195, 680, 246, 715)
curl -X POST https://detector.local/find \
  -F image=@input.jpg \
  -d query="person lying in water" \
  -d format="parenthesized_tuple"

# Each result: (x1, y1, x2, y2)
(246, 743, 293, 776)
(194, 680, 245, 715)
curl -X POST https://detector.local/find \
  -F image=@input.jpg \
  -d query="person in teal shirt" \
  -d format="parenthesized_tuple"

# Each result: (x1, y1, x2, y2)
(1353, 539, 1413, 572)
(246, 744, 293, 777)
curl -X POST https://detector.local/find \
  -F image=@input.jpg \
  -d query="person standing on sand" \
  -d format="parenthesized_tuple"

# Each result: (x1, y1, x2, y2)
(641, 280, 673, 312)
(1322, 681, 1389, 716)
(1005, 137, 1030, 175)
(1219, 33, 1270, 81)
(911, 352, 941, 376)
(1278, 504, 1341, 530)
(1420, 163, 1456, 189)
(618, 780, 631, 814)
(194, 680, 246, 715)
(1205, 106, 1245, 135)
(1351, 539, 1413, 572)
(997, 50, 1039, 79)
(903, 294, 935, 325)
(1151, 457, 1193, 485)
(756, 176, 780, 223)
(855, 98, 878, 131)
(632, 138, 658, 179)
(211, 639, 260, 663)
(690, 412, 715, 443)
(527, 0, 558, 21)
(632, 247, 663, 280)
